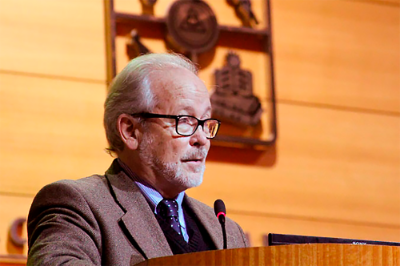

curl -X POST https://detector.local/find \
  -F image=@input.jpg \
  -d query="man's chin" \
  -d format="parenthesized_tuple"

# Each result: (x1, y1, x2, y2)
(179, 170, 204, 189)
(184, 175, 203, 189)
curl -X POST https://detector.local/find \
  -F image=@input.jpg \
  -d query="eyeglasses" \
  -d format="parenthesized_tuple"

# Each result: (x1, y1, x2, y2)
(131, 113, 221, 139)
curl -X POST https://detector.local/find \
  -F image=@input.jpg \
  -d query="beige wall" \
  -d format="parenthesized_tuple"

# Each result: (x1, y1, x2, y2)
(0, 0, 399, 257)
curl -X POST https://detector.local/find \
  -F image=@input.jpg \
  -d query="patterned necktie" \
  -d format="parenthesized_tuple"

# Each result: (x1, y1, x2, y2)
(156, 199, 183, 237)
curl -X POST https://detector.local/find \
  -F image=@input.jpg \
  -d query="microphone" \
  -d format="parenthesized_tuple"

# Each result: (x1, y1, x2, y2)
(214, 199, 227, 249)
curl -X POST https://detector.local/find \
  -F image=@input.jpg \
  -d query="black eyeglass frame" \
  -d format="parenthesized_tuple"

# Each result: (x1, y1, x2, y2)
(130, 112, 221, 139)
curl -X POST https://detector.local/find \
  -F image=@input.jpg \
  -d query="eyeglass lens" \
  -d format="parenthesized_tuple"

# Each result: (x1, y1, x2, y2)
(177, 116, 219, 138)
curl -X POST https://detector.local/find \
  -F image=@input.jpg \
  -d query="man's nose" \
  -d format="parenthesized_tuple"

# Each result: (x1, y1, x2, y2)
(189, 125, 209, 147)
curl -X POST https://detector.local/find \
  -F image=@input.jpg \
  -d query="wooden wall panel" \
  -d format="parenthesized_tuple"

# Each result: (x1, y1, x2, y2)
(188, 103, 400, 226)
(0, 73, 113, 195)
(0, 0, 105, 81)
(367, 0, 400, 5)
(272, 0, 400, 113)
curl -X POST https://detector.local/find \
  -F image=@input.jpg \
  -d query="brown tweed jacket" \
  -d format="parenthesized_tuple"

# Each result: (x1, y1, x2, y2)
(27, 160, 249, 265)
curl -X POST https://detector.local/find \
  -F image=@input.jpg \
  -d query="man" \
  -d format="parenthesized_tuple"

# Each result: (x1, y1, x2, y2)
(27, 53, 248, 265)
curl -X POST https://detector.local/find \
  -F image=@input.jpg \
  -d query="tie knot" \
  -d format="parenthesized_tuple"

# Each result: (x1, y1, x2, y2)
(156, 199, 179, 219)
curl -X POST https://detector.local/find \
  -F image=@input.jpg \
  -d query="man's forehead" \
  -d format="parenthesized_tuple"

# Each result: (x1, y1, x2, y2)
(179, 104, 212, 115)
(151, 70, 208, 95)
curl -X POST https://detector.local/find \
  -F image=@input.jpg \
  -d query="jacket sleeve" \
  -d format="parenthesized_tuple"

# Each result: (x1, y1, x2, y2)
(27, 180, 102, 266)
(225, 216, 250, 248)
(236, 221, 250, 247)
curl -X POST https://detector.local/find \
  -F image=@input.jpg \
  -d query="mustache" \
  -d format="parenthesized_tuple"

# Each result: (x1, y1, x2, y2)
(181, 148, 208, 161)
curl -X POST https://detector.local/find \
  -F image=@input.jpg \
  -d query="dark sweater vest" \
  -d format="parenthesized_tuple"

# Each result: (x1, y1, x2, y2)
(155, 199, 216, 254)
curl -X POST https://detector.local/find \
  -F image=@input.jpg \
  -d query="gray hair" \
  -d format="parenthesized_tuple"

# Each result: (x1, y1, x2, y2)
(104, 53, 198, 154)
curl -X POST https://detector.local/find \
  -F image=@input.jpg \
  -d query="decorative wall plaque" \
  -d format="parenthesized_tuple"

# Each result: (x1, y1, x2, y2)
(9, 217, 26, 248)
(140, 0, 157, 5)
(227, 0, 259, 27)
(166, 0, 219, 57)
(126, 29, 151, 60)
(140, 0, 157, 15)
(211, 52, 262, 126)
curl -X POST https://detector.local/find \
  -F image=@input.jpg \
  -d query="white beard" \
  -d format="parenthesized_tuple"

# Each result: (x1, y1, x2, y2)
(139, 133, 207, 190)
(155, 158, 205, 189)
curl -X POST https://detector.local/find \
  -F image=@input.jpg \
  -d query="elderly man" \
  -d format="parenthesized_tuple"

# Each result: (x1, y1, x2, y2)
(27, 53, 248, 265)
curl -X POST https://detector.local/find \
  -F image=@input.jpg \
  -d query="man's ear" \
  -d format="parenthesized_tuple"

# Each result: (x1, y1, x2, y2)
(117, 114, 140, 150)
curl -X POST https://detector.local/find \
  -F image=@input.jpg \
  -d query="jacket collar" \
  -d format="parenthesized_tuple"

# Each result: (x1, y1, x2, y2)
(105, 160, 227, 255)
(105, 159, 173, 259)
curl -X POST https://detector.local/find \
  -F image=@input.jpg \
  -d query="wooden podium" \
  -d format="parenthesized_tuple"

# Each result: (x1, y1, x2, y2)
(135, 244, 400, 266)
(1, 244, 399, 265)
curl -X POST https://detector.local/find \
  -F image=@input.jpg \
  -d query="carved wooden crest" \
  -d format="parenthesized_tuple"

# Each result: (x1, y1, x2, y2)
(166, 0, 219, 55)
(212, 52, 263, 126)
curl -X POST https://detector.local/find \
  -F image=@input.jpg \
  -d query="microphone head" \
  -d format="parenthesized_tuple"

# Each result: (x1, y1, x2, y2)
(214, 199, 226, 218)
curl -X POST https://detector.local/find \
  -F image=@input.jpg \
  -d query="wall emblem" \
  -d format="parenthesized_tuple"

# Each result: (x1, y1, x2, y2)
(166, 0, 219, 56)
(212, 52, 262, 126)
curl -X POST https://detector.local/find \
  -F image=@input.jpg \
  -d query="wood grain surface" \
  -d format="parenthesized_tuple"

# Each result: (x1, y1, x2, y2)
(138, 245, 400, 266)
(272, 0, 400, 113)
(0, 255, 26, 266)
(0, 73, 112, 194)
(0, 0, 105, 81)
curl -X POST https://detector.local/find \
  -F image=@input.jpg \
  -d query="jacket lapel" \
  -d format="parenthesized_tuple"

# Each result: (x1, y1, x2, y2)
(105, 161, 173, 259)
(185, 196, 224, 250)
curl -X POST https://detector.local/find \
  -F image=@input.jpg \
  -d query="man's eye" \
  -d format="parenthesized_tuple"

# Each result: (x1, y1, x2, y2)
(180, 117, 189, 123)
(179, 117, 194, 125)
